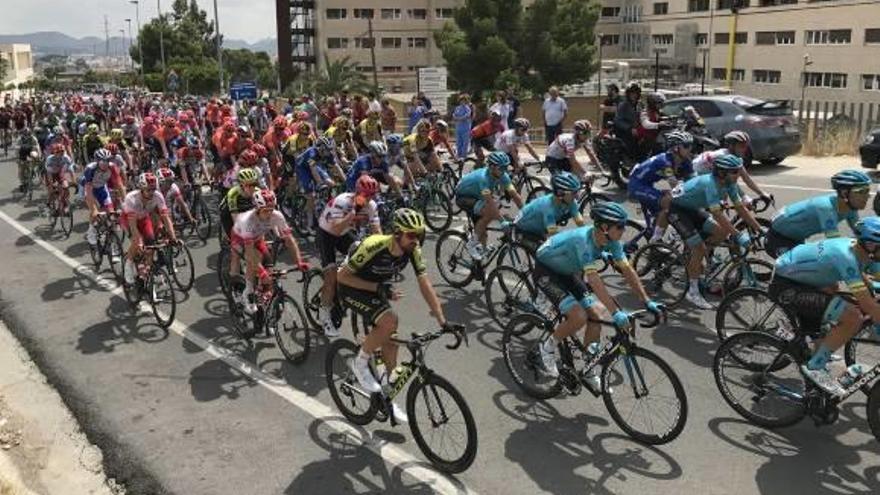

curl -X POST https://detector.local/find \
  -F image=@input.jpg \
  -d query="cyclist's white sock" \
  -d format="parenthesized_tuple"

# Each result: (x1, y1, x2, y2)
(357, 349, 371, 363)
(651, 226, 664, 241)
(688, 279, 699, 293)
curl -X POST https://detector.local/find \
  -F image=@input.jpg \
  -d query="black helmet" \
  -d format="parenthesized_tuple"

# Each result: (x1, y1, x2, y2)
(625, 82, 642, 95)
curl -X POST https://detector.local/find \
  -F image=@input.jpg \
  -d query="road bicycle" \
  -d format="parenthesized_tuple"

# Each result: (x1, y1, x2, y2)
(435, 220, 534, 288)
(88, 211, 125, 280)
(171, 181, 213, 242)
(42, 181, 75, 238)
(502, 306, 688, 445)
(325, 322, 478, 473)
(121, 242, 177, 328)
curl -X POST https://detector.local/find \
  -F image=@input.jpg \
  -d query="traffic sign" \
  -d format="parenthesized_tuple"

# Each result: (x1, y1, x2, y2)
(229, 82, 258, 101)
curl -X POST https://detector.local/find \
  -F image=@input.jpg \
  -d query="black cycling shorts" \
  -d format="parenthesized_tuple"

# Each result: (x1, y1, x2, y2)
(765, 227, 799, 258)
(767, 276, 834, 336)
(316, 228, 357, 269)
(545, 156, 570, 173)
(668, 204, 714, 243)
(516, 230, 545, 253)
(532, 261, 589, 309)
(471, 136, 494, 152)
(338, 284, 390, 327)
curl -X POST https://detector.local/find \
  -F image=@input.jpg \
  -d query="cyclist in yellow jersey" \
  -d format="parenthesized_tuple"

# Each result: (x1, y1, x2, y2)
(355, 110, 383, 152)
(325, 117, 357, 162)
(403, 119, 441, 181)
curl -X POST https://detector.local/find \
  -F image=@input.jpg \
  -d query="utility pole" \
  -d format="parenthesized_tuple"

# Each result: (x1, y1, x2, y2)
(104, 16, 110, 58)
(367, 16, 379, 89)
(125, 19, 133, 70)
(213, 0, 224, 95)
(157, 0, 166, 73)
(130, 1, 144, 80)
(120, 29, 126, 71)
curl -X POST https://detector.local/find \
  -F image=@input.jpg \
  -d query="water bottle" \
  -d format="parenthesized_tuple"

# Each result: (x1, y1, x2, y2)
(838, 364, 864, 389)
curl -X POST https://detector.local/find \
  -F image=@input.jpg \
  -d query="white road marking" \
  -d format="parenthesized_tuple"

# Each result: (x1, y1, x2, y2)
(757, 183, 833, 193)
(0, 210, 479, 495)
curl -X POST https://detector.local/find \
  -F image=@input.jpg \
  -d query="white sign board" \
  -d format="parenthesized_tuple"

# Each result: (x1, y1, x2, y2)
(418, 67, 451, 114)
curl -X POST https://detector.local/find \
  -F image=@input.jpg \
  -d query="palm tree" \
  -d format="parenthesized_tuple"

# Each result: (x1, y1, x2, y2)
(296, 55, 372, 97)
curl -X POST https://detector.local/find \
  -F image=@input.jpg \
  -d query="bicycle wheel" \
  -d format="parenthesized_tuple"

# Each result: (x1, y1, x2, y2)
(521, 176, 546, 200)
(714, 287, 795, 342)
(325, 339, 378, 425)
(421, 189, 453, 232)
(148, 267, 177, 328)
(89, 229, 106, 271)
(868, 381, 880, 442)
(193, 197, 212, 242)
(269, 294, 311, 364)
(526, 186, 551, 203)
(435, 230, 476, 288)
(59, 203, 74, 238)
(713, 331, 806, 428)
(502, 313, 562, 400)
(601, 346, 688, 445)
(121, 263, 142, 306)
(499, 241, 534, 273)
(169, 243, 195, 292)
(106, 230, 125, 282)
(406, 373, 478, 474)
(301, 268, 324, 330)
(485, 266, 538, 329)
(704, 257, 775, 307)
(631, 242, 688, 307)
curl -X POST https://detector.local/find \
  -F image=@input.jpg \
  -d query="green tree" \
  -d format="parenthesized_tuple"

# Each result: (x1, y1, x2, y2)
(129, 0, 219, 73)
(295, 55, 371, 98)
(223, 48, 276, 89)
(0, 57, 8, 83)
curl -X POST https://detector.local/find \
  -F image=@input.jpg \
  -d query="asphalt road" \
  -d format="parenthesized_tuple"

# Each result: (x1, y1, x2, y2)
(0, 152, 878, 495)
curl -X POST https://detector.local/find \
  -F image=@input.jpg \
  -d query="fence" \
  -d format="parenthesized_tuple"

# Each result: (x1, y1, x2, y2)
(792, 99, 878, 156)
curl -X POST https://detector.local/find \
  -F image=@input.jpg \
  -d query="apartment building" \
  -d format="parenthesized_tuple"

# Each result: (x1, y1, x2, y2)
(277, 0, 460, 92)
(0, 44, 34, 101)
(596, 0, 880, 105)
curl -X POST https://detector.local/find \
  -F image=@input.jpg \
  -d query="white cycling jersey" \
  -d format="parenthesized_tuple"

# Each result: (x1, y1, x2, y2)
(122, 189, 168, 220)
(495, 129, 529, 154)
(318, 192, 380, 237)
(232, 209, 291, 241)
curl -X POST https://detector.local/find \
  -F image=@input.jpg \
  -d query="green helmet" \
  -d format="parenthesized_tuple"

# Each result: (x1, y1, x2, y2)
(392, 208, 426, 235)
(237, 168, 259, 185)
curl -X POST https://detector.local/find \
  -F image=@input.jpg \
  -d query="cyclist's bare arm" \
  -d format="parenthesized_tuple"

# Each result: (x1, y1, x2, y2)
(337, 265, 379, 292)
(417, 273, 446, 326)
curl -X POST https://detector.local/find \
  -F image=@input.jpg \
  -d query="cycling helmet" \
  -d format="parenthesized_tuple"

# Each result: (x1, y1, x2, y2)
(87, 123, 99, 133)
(123, 115, 136, 124)
(367, 140, 388, 157)
(137, 172, 158, 190)
(513, 118, 531, 131)
(237, 124, 251, 135)
(714, 153, 744, 170)
(222, 121, 236, 132)
(392, 208, 426, 235)
(143, 116, 154, 125)
(50, 143, 65, 154)
(94, 148, 112, 161)
(665, 130, 694, 150)
(163, 116, 176, 127)
(340, 108, 353, 119)
(551, 172, 581, 194)
(186, 136, 199, 148)
(273, 116, 287, 129)
(590, 201, 629, 226)
(315, 136, 335, 152)
(386, 134, 403, 149)
(573, 119, 593, 135)
(831, 170, 872, 190)
(434, 119, 449, 130)
(489, 109, 502, 119)
(106, 143, 119, 154)
(253, 189, 277, 209)
(855, 217, 880, 244)
(646, 92, 666, 107)
(252, 143, 268, 157)
(239, 149, 259, 166)
(110, 128, 123, 139)
(157, 168, 175, 182)
(356, 175, 380, 198)
(237, 167, 259, 185)
(625, 82, 642, 95)
(723, 130, 751, 146)
(486, 151, 511, 170)
(415, 119, 431, 131)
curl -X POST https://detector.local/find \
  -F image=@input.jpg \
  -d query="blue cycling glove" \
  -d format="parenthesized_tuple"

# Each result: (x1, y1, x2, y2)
(645, 299, 665, 315)
(735, 231, 750, 248)
(612, 310, 630, 329)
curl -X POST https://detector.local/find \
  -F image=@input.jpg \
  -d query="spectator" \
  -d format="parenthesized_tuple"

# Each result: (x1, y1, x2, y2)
(407, 95, 426, 133)
(380, 98, 397, 136)
(417, 91, 432, 110)
(542, 86, 567, 144)
(613, 83, 642, 154)
(452, 93, 473, 158)
(352, 94, 368, 124)
(489, 91, 511, 131)
(367, 91, 382, 114)
(600, 84, 621, 128)
(298, 94, 319, 130)
(506, 88, 520, 129)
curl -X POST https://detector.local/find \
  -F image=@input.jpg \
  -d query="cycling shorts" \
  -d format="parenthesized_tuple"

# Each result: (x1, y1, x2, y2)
(628, 182, 664, 215)
(230, 233, 270, 258)
(316, 228, 356, 269)
(471, 136, 494, 152)
(455, 195, 485, 221)
(516, 230, 545, 254)
(338, 284, 391, 327)
(532, 261, 595, 315)
(122, 215, 156, 245)
(544, 156, 570, 173)
(768, 276, 835, 336)
(668, 204, 716, 244)
(765, 227, 800, 259)
(90, 185, 114, 208)
(296, 164, 329, 193)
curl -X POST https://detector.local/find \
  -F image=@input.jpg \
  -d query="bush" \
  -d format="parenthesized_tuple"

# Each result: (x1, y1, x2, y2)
(801, 121, 860, 157)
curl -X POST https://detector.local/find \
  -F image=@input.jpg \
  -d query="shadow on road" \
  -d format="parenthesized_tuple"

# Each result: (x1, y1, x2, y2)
(76, 296, 170, 355)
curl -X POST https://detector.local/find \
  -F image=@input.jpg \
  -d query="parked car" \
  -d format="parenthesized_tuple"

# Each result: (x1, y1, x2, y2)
(662, 95, 802, 166)
(860, 127, 880, 169)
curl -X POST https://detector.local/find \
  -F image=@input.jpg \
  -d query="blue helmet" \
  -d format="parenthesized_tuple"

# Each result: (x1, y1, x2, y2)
(855, 216, 880, 244)
(486, 151, 511, 171)
(551, 172, 581, 194)
(714, 153, 744, 170)
(590, 201, 628, 226)
(831, 170, 871, 191)
(386, 134, 403, 150)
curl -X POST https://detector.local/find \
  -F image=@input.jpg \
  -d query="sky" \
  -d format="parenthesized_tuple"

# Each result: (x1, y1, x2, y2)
(0, 0, 275, 43)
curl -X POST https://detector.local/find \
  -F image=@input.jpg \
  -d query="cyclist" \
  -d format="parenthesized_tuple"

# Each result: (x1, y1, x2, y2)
(231, 189, 308, 314)
(533, 202, 665, 384)
(354, 109, 383, 152)
(157, 168, 196, 227)
(403, 119, 440, 177)
(385, 134, 415, 189)
(544, 119, 600, 178)
(428, 120, 456, 160)
(121, 172, 179, 285)
(692, 130, 772, 204)
(495, 117, 541, 173)
(470, 110, 504, 165)
(667, 153, 763, 309)
(637, 92, 668, 156)
(770, 217, 880, 396)
(83, 148, 122, 245)
(765, 170, 870, 257)
(454, 151, 524, 260)
(16, 128, 40, 193)
(317, 175, 383, 337)
(513, 172, 585, 252)
(295, 136, 343, 232)
(219, 168, 260, 240)
(43, 143, 74, 211)
(325, 117, 357, 163)
(346, 140, 404, 195)
(175, 137, 205, 186)
(339, 208, 448, 423)
(628, 130, 695, 242)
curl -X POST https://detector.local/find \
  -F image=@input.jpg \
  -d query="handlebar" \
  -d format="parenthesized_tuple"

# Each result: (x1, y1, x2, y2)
(630, 308, 666, 329)
(750, 194, 775, 213)
(442, 322, 468, 350)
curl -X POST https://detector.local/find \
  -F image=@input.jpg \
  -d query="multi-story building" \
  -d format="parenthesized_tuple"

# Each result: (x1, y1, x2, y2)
(276, 0, 459, 92)
(0, 44, 34, 101)
(596, 0, 880, 105)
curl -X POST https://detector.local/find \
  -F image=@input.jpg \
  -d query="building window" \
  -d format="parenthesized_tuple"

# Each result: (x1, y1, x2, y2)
(865, 29, 880, 44)
(718, 0, 750, 8)
(354, 37, 374, 49)
(407, 8, 427, 19)
(326, 8, 347, 20)
(407, 37, 427, 48)
(435, 8, 454, 19)
(601, 7, 620, 17)
(689, 0, 710, 12)
(653, 2, 669, 14)
(327, 37, 349, 49)
(693, 67, 705, 79)
(758, 0, 797, 5)
(712, 68, 745, 81)
(381, 37, 402, 49)
(380, 8, 402, 20)
(715, 32, 748, 44)
(803, 71, 848, 88)
(408, 65, 426, 72)
(694, 33, 708, 45)
(622, 32, 644, 53)
(356, 66, 374, 73)
(753, 69, 782, 84)
(353, 8, 374, 19)
(621, 5, 642, 22)
(756, 31, 795, 45)
(601, 34, 620, 46)
(805, 29, 852, 45)
(652, 34, 674, 45)
(382, 66, 403, 73)
(862, 74, 880, 91)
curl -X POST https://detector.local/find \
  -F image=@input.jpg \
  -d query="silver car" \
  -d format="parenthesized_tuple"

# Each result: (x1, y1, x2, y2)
(662, 95, 802, 166)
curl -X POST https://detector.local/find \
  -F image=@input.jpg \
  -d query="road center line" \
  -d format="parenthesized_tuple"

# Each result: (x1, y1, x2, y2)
(757, 182, 833, 193)
(0, 210, 478, 495)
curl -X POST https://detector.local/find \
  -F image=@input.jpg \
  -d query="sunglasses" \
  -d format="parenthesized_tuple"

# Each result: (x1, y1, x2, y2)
(850, 186, 870, 195)
(241, 182, 258, 188)
(402, 232, 422, 242)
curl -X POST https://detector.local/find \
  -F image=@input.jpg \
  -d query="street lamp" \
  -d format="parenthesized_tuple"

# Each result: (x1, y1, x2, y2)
(119, 29, 126, 71)
(800, 53, 813, 117)
(157, 0, 166, 73)
(129, 1, 144, 80)
(213, 0, 224, 95)
(125, 19, 133, 70)
(700, 48, 709, 95)
(596, 33, 603, 125)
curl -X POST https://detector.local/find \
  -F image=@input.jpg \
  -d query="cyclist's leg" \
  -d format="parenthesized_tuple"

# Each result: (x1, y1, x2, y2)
(474, 197, 499, 247)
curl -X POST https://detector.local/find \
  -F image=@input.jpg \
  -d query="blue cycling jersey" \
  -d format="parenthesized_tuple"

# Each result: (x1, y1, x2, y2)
(771, 193, 857, 241)
(774, 237, 879, 290)
(346, 155, 389, 192)
(294, 147, 335, 173)
(82, 162, 113, 188)
(455, 167, 512, 199)
(670, 173, 740, 211)
(514, 195, 581, 237)
(629, 152, 693, 186)
(536, 225, 626, 276)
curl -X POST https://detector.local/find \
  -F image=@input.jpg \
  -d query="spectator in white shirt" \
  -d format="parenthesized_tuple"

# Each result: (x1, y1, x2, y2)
(542, 86, 568, 144)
